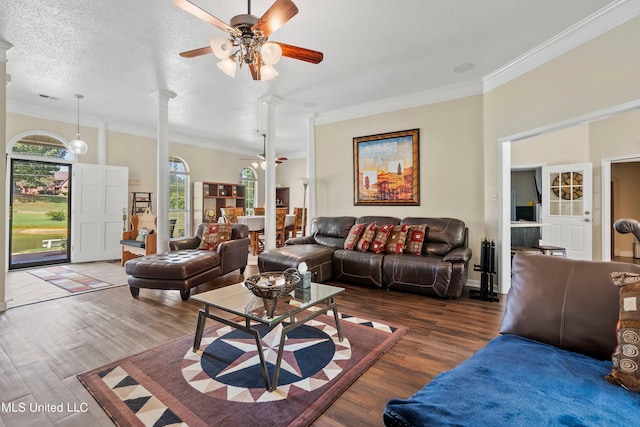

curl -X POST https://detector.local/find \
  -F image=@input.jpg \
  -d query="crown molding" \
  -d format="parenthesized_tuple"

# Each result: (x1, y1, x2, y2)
(318, 1, 640, 124)
(6, 99, 255, 156)
(483, 0, 640, 92)
(0, 40, 12, 63)
(315, 79, 483, 125)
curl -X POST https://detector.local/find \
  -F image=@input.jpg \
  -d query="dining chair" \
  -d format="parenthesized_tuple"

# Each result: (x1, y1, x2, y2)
(289, 207, 307, 238)
(275, 207, 288, 247)
(254, 207, 265, 215)
(221, 206, 238, 224)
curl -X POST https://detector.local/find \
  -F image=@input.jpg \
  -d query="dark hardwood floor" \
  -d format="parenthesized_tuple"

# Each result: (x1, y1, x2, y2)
(0, 265, 506, 426)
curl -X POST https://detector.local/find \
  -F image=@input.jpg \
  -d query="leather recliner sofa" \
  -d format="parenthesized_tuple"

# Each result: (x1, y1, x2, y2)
(258, 216, 472, 298)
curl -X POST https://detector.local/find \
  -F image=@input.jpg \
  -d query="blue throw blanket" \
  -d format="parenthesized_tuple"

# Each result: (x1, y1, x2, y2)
(384, 334, 640, 426)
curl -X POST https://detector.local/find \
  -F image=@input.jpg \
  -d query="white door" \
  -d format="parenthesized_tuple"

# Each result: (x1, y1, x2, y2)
(71, 164, 128, 262)
(541, 162, 592, 260)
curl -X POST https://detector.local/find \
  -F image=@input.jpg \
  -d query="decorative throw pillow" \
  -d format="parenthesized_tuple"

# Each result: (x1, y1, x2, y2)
(370, 224, 394, 254)
(385, 224, 409, 254)
(606, 271, 640, 392)
(404, 224, 428, 255)
(136, 227, 151, 242)
(356, 222, 377, 252)
(198, 223, 231, 251)
(344, 223, 366, 250)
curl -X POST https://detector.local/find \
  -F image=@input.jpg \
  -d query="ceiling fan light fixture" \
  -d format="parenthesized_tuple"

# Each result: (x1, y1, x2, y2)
(217, 57, 237, 77)
(261, 42, 282, 65)
(259, 64, 279, 81)
(211, 36, 234, 59)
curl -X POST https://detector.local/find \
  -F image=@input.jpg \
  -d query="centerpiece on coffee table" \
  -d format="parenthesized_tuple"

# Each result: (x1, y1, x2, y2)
(244, 268, 301, 317)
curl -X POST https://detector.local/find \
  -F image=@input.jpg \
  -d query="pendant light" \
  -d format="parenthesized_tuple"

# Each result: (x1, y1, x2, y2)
(69, 94, 88, 155)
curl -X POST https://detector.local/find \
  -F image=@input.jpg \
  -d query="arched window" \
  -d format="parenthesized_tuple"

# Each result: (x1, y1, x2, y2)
(240, 167, 258, 214)
(169, 156, 190, 238)
(11, 134, 72, 160)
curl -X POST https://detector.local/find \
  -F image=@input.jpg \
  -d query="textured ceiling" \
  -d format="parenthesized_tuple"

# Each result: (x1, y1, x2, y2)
(0, 0, 619, 158)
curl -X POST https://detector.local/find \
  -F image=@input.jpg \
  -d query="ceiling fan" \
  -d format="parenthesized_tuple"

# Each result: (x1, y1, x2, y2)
(243, 133, 287, 169)
(174, 0, 324, 80)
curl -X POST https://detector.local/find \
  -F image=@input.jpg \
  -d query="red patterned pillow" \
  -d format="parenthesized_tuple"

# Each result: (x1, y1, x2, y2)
(370, 224, 394, 254)
(404, 224, 428, 255)
(344, 223, 366, 250)
(198, 223, 231, 251)
(356, 222, 377, 252)
(385, 224, 410, 254)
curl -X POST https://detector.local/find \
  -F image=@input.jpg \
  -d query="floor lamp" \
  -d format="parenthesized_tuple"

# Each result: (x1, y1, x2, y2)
(300, 177, 309, 236)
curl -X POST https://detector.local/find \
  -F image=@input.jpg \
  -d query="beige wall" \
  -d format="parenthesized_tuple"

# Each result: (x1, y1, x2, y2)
(275, 158, 307, 212)
(315, 96, 484, 275)
(484, 16, 640, 247)
(511, 123, 590, 168)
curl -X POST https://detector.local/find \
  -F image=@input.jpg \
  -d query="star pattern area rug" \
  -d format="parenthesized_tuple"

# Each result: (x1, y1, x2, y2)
(78, 310, 407, 427)
(27, 265, 121, 293)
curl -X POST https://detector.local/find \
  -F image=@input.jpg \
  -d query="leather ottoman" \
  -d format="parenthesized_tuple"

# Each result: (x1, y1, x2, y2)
(125, 250, 221, 300)
(258, 244, 336, 282)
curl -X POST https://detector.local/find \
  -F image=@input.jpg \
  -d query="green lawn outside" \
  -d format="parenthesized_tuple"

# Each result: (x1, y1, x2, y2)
(12, 194, 68, 230)
(12, 194, 68, 254)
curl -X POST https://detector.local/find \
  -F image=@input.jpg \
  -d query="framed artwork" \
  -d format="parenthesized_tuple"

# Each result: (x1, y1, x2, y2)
(353, 128, 419, 205)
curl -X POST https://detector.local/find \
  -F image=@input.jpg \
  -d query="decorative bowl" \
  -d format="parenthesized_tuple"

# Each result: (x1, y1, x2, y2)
(244, 268, 301, 299)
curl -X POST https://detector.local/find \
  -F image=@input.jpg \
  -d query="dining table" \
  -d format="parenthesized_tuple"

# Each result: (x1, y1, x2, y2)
(220, 214, 295, 255)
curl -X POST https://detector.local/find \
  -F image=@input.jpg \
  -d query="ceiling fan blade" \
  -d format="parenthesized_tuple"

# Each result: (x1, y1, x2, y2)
(173, 0, 237, 35)
(275, 42, 323, 64)
(252, 0, 298, 37)
(179, 46, 213, 58)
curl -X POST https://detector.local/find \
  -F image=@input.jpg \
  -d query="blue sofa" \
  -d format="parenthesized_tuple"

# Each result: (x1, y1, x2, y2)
(384, 253, 640, 426)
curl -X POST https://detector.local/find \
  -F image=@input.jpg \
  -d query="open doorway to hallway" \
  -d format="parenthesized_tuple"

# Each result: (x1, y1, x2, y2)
(611, 160, 640, 264)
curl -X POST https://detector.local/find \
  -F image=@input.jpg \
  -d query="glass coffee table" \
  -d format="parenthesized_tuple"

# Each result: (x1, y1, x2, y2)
(191, 282, 345, 392)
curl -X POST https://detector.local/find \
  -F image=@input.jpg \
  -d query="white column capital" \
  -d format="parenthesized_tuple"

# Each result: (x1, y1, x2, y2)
(259, 94, 283, 106)
(154, 89, 177, 103)
(0, 41, 13, 63)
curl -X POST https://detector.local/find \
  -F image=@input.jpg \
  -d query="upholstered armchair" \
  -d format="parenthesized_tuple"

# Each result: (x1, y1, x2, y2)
(170, 222, 250, 275)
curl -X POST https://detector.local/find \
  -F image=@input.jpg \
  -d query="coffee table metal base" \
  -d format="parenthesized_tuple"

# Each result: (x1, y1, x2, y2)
(193, 297, 343, 392)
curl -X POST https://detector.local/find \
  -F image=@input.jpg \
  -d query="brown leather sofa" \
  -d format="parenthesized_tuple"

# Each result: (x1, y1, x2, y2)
(125, 223, 249, 300)
(258, 216, 471, 298)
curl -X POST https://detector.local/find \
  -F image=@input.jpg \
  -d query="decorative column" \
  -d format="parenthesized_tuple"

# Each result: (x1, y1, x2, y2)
(98, 121, 108, 165)
(261, 95, 283, 251)
(154, 89, 176, 254)
(0, 40, 13, 312)
(306, 114, 316, 235)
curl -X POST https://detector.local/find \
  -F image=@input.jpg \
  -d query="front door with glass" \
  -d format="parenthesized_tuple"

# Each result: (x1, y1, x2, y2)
(9, 159, 71, 269)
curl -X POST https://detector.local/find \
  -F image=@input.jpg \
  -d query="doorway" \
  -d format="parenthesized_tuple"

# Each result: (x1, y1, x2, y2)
(9, 158, 71, 269)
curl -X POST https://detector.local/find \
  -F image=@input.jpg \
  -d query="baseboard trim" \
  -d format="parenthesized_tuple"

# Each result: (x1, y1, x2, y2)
(466, 278, 505, 295)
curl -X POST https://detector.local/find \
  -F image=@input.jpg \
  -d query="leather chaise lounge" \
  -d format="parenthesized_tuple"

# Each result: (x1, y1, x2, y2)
(125, 223, 249, 300)
(258, 216, 471, 298)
